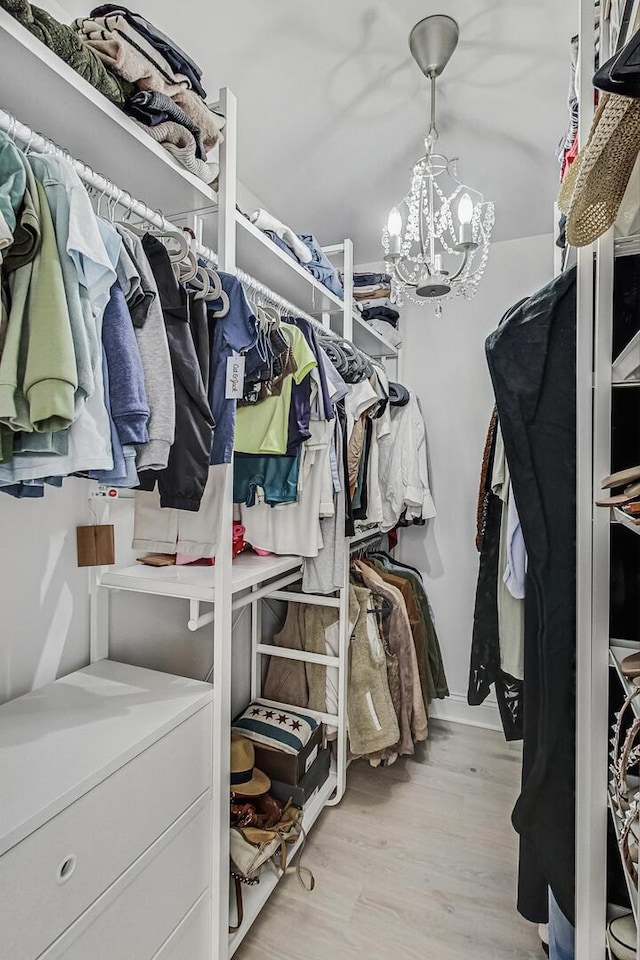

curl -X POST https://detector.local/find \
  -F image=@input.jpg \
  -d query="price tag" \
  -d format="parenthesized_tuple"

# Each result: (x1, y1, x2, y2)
(225, 353, 245, 399)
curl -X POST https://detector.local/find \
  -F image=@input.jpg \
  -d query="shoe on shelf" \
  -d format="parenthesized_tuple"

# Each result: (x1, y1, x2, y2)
(608, 913, 637, 960)
(622, 652, 640, 678)
(597, 481, 640, 506)
(602, 467, 640, 490)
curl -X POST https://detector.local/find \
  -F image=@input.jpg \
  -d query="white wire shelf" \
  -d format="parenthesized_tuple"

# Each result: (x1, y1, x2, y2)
(610, 644, 640, 718)
(0, 9, 218, 220)
(228, 770, 337, 956)
(99, 553, 303, 603)
(613, 330, 640, 386)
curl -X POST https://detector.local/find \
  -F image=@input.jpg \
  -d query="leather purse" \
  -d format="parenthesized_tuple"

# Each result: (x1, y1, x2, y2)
(229, 801, 311, 932)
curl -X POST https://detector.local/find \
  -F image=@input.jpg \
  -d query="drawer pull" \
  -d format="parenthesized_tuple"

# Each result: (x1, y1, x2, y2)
(57, 856, 77, 884)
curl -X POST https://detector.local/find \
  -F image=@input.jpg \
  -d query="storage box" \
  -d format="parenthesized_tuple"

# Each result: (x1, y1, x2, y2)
(253, 723, 324, 786)
(269, 747, 331, 808)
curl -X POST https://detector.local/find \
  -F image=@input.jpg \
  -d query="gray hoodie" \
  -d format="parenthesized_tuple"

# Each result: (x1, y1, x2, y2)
(116, 225, 175, 470)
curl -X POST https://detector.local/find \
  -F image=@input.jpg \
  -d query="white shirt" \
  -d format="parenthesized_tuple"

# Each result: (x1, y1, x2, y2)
(377, 392, 435, 532)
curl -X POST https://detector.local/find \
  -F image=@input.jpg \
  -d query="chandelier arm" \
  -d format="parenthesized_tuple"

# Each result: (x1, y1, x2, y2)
(447, 248, 471, 282)
(418, 171, 429, 270)
(392, 259, 419, 287)
(428, 162, 437, 268)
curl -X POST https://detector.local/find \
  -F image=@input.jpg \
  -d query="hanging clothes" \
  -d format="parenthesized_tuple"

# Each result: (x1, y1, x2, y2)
(353, 558, 426, 752)
(486, 267, 577, 926)
(347, 584, 400, 757)
(263, 600, 309, 709)
(491, 428, 525, 686)
(136, 232, 213, 511)
(377, 391, 435, 531)
(115, 225, 175, 472)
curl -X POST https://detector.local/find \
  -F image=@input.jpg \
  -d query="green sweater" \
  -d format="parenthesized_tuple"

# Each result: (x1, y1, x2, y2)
(0, 133, 26, 243)
(1, 0, 134, 105)
(0, 172, 77, 433)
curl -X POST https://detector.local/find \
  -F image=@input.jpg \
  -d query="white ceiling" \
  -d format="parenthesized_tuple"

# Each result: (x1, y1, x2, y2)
(58, 0, 577, 262)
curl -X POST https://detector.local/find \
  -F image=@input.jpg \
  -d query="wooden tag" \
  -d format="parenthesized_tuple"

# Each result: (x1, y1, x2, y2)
(76, 525, 115, 567)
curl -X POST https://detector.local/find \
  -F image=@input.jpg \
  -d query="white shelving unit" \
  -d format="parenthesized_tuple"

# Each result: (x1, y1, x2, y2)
(228, 772, 337, 956)
(0, 13, 400, 955)
(576, 3, 640, 957)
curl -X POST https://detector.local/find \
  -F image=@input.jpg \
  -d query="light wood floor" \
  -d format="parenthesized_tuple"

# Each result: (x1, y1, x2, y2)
(235, 721, 543, 960)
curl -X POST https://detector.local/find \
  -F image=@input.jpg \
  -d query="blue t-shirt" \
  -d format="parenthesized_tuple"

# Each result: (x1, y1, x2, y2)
(207, 274, 258, 465)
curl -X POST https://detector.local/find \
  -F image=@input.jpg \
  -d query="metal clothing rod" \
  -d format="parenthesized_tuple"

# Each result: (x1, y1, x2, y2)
(0, 107, 220, 262)
(237, 271, 325, 330)
(0, 108, 375, 360)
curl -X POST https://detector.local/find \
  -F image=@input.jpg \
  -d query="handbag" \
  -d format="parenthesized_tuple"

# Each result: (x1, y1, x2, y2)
(229, 802, 314, 932)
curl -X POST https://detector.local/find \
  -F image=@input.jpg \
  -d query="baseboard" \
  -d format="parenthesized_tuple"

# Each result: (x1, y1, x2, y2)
(430, 692, 502, 732)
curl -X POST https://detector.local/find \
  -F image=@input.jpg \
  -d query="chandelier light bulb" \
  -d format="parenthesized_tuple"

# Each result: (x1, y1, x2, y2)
(458, 192, 474, 225)
(385, 206, 403, 259)
(458, 193, 474, 246)
(387, 207, 403, 237)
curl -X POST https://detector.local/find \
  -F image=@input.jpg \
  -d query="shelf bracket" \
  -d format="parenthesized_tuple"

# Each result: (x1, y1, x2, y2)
(187, 598, 214, 632)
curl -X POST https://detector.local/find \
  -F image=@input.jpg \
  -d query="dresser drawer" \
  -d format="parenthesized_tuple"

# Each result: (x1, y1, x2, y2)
(41, 795, 210, 960)
(153, 892, 210, 960)
(0, 703, 211, 960)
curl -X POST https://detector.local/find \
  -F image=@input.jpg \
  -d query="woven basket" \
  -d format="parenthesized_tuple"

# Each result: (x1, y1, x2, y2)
(558, 93, 640, 247)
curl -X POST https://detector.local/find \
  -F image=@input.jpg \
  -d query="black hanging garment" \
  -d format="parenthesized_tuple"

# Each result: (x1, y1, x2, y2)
(137, 233, 214, 512)
(468, 362, 526, 741)
(486, 267, 577, 926)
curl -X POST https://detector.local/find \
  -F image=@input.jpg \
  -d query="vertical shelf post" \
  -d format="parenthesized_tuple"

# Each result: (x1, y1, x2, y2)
(89, 498, 111, 663)
(250, 584, 261, 702)
(328, 546, 350, 806)
(211, 85, 237, 960)
(575, 1, 605, 957)
(343, 237, 354, 343)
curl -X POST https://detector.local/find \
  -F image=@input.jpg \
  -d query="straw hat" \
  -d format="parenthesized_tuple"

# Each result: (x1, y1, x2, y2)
(558, 93, 640, 246)
(230, 735, 271, 797)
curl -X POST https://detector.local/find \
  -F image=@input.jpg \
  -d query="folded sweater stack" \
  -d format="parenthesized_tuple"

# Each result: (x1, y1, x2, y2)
(352, 271, 401, 345)
(0, 0, 224, 186)
(70, 7, 225, 186)
(0, 0, 133, 105)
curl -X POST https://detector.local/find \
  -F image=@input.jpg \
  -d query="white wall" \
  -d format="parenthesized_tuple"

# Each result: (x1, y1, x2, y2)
(0, 478, 92, 704)
(0, 481, 255, 711)
(397, 234, 554, 729)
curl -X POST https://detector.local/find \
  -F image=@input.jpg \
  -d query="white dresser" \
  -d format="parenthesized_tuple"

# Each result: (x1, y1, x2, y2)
(0, 660, 213, 960)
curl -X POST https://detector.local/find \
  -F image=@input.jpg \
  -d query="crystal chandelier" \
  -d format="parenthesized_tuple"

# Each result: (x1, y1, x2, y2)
(382, 15, 495, 313)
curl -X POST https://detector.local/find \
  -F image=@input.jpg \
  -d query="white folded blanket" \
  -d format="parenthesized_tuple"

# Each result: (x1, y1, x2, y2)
(250, 208, 312, 264)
